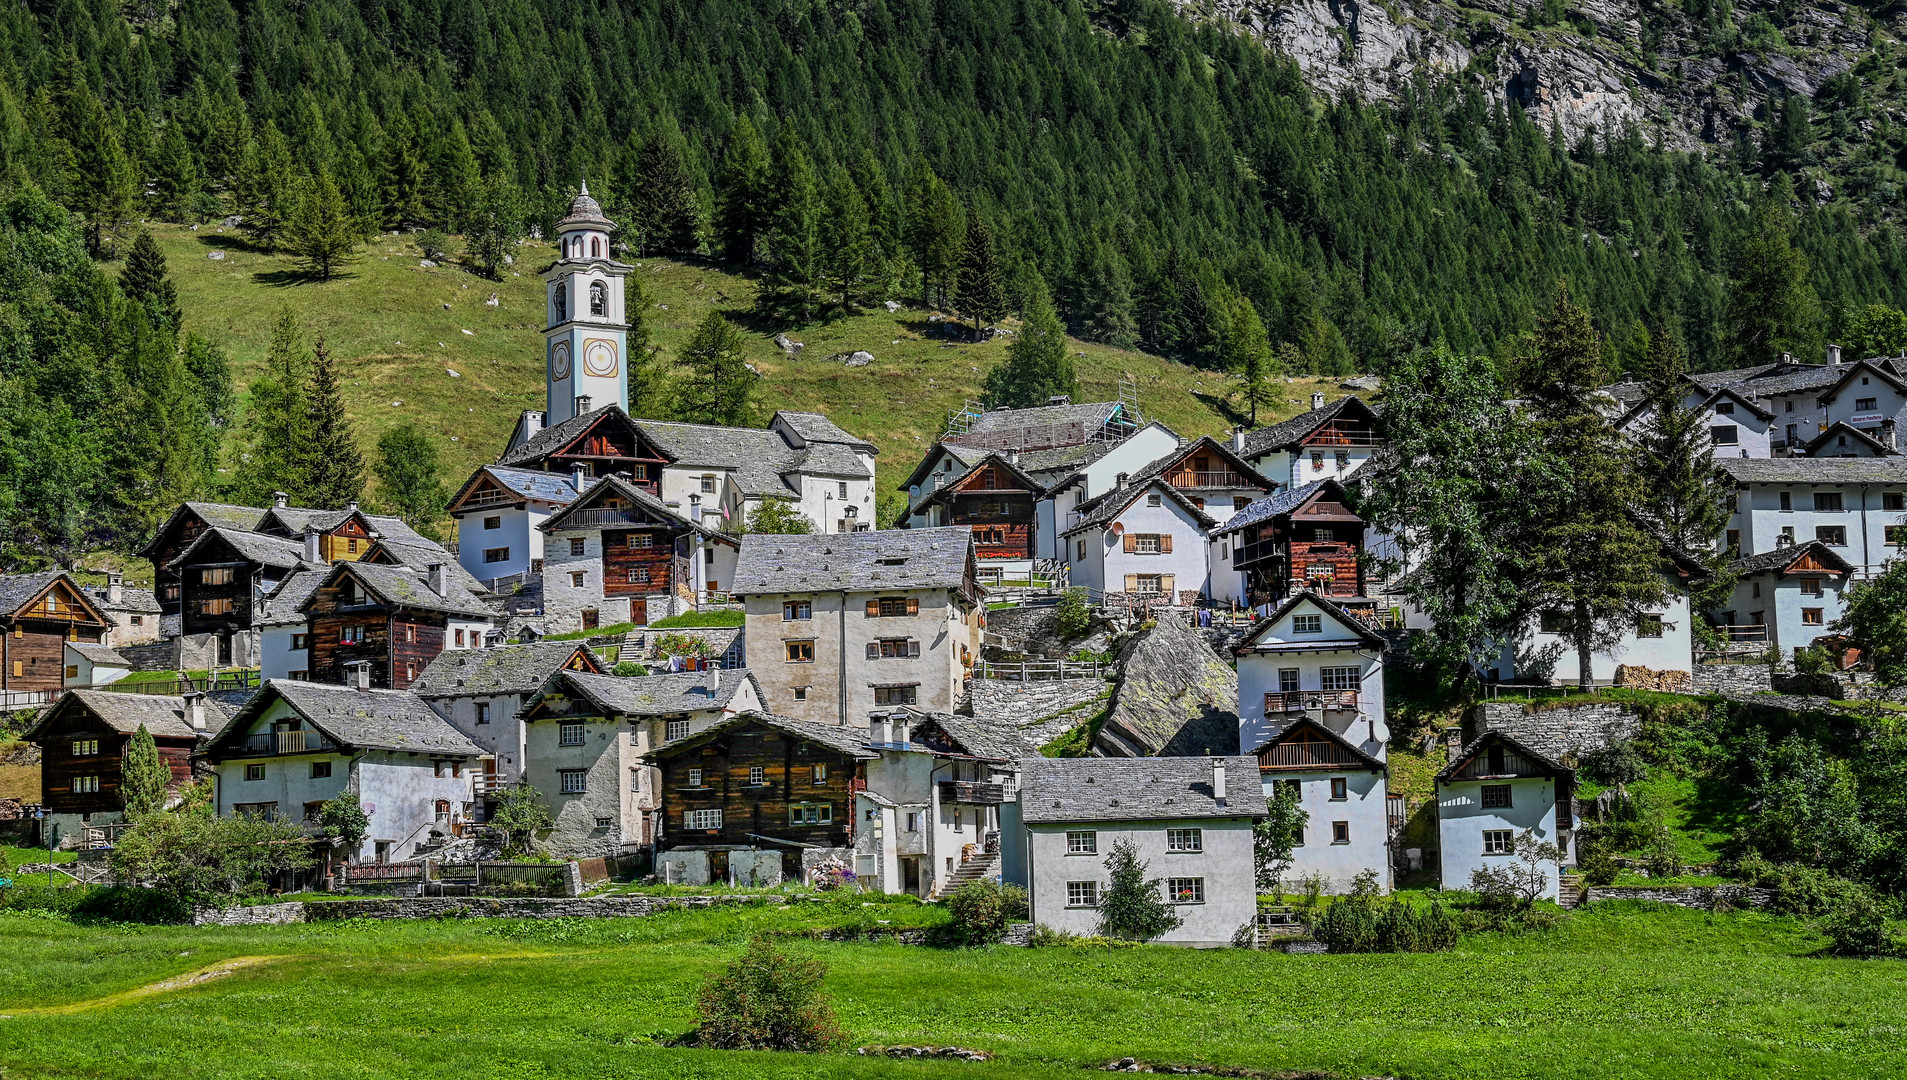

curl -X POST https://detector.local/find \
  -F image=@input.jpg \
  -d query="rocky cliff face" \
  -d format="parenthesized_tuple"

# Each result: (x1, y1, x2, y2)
(1172, 0, 1878, 149)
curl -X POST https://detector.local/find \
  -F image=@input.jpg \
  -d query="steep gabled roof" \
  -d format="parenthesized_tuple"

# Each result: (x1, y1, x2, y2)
(773, 410, 878, 453)
(1017, 755, 1266, 824)
(300, 561, 495, 619)
(1817, 358, 1907, 404)
(898, 442, 990, 495)
(166, 527, 314, 572)
(522, 668, 760, 719)
(1239, 396, 1377, 458)
(446, 464, 584, 514)
(0, 571, 98, 621)
(1801, 421, 1900, 458)
(260, 505, 429, 547)
(65, 642, 129, 666)
(255, 570, 327, 627)
(496, 405, 653, 469)
(1729, 539, 1856, 578)
(910, 453, 1049, 516)
(1059, 476, 1218, 539)
(139, 501, 270, 556)
(952, 400, 1129, 442)
(1435, 730, 1571, 784)
(1083, 435, 1276, 506)
(363, 539, 492, 598)
(207, 680, 482, 757)
(894, 711, 1044, 761)
(1211, 478, 1360, 539)
(1251, 715, 1386, 772)
(27, 689, 223, 742)
(732, 527, 975, 595)
(647, 709, 878, 760)
(536, 474, 726, 539)
(411, 641, 604, 699)
(1698, 385, 1776, 423)
(1234, 590, 1386, 652)
(1718, 458, 1907, 484)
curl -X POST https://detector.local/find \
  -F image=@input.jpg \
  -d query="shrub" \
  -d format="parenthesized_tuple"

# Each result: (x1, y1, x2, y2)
(1576, 840, 1619, 887)
(1644, 825, 1683, 880)
(111, 801, 315, 907)
(693, 936, 843, 1052)
(1821, 892, 1901, 958)
(1095, 838, 1182, 942)
(1580, 743, 1647, 786)
(1305, 892, 1459, 954)
(319, 792, 370, 854)
(416, 228, 450, 261)
(1026, 923, 1076, 947)
(1794, 646, 1834, 676)
(613, 660, 650, 677)
(489, 784, 553, 857)
(1468, 830, 1566, 910)
(1054, 588, 1092, 639)
(946, 880, 1026, 945)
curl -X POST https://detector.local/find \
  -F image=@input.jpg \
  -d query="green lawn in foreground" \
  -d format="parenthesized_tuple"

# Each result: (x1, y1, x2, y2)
(0, 900, 1900, 1079)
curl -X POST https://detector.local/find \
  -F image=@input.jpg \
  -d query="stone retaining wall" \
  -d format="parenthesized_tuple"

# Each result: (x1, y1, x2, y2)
(1465, 702, 1640, 759)
(192, 893, 785, 926)
(1583, 886, 1774, 909)
(1691, 665, 1774, 696)
(969, 678, 1109, 728)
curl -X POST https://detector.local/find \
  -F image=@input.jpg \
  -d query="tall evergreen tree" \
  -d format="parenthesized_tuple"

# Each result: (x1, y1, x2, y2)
(624, 268, 668, 418)
(429, 119, 482, 231)
(374, 422, 448, 537)
(953, 214, 1006, 336)
(1634, 326, 1734, 552)
(630, 127, 703, 256)
(301, 336, 365, 507)
(821, 168, 874, 313)
(117, 311, 214, 536)
(151, 121, 200, 222)
(235, 121, 298, 252)
(1520, 284, 1669, 690)
(1840, 303, 1907, 360)
(983, 279, 1075, 408)
(678, 311, 754, 427)
(120, 230, 182, 333)
(68, 85, 136, 256)
(379, 112, 429, 229)
(715, 115, 770, 265)
(1221, 292, 1279, 424)
(463, 173, 523, 279)
(904, 160, 962, 310)
(851, 148, 900, 294)
(235, 308, 311, 504)
(762, 128, 821, 321)
(1095, 838, 1182, 942)
(120, 724, 173, 815)
(284, 169, 360, 281)
(1726, 203, 1821, 366)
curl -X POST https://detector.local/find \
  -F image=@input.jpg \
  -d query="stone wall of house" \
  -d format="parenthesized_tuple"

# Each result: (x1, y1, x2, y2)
(1465, 702, 1641, 760)
(1583, 886, 1775, 909)
(1691, 665, 1775, 696)
(119, 633, 232, 673)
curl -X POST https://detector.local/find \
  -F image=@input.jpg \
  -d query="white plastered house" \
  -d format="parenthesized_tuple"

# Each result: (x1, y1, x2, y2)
(1062, 477, 1217, 606)
(1234, 591, 1388, 756)
(1435, 731, 1575, 902)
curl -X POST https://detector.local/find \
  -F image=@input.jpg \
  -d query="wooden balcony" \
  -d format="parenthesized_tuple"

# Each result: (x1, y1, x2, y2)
(938, 780, 1007, 805)
(1170, 470, 1251, 490)
(229, 731, 338, 757)
(560, 508, 649, 529)
(1264, 690, 1360, 714)
(1232, 538, 1278, 567)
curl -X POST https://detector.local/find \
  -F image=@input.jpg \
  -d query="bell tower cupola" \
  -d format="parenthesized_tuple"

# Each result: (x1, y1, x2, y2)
(543, 181, 630, 425)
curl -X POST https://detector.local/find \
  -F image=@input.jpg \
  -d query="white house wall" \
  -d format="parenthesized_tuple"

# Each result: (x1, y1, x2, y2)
(1235, 601, 1387, 755)
(1495, 589, 1693, 683)
(1262, 769, 1391, 893)
(1069, 489, 1211, 603)
(457, 505, 550, 583)
(257, 624, 307, 681)
(1728, 482, 1907, 578)
(1251, 446, 1375, 488)
(1714, 574, 1849, 658)
(1437, 776, 1563, 902)
(1007, 816, 1259, 947)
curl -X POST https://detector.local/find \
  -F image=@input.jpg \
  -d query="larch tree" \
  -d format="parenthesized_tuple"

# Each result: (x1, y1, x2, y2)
(120, 230, 182, 334)
(235, 121, 299, 252)
(953, 214, 1007, 336)
(300, 336, 365, 508)
(630, 126, 704, 257)
(285, 169, 360, 281)
(1519, 283, 1668, 691)
(983, 279, 1076, 408)
(715, 115, 771, 265)
(1632, 324, 1736, 568)
(236, 308, 313, 504)
(821, 168, 874, 313)
(1221, 291, 1279, 424)
(678, 311, 755, 427)
(68, 86, 136, 257)
(152, 121, 201, 222)
(374, 422, 448, 538)
(428, 119, 482, 231)
(624, 267, 668, 418)
(1726, 202, 1821, 366)
(1840, 303, 1907, 360)
(463, 172, 523, 279)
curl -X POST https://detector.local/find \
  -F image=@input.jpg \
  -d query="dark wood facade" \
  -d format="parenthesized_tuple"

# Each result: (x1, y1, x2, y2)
(1232, 481, 1366, 607)
(602, 528, 688, 600)
(651, 716, 866, 856)
(29, 702, 197, 815)
(145, 512, 221, 618)
(533, 412, 671, 486)
(1, 577, 109, 692)
(1254, 718, 1382, 774)
(943, 461, 1036, 560)
(175, 532, 284, 640)
(304, 573, 455, 689)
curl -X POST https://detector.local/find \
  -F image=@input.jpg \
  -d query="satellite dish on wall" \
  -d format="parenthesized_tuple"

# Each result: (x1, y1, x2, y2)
(1110, 522, 1125, 535)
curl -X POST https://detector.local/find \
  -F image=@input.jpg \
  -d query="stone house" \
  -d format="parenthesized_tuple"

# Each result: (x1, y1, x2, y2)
(1616, 385, 1776, 460)
(1252, 717, 1391, 894)
(515, 667, 762, 856)
(1000, 756, 1265, 947)
(1435, 731, 1575, 902)
(731, 527, 985, 726)
(0, 571, 112, 705)
(1801, 421, 1901, 459)
(255, 570, 326, 681)
(855, 710, 1042, 897)
(87, 571, 162, 648)
(901, 452, 1046, 583)
(646, 709, 875, 886)
(26, 690, 221, 846)
(167, 527, 316, 667)
(1712, 541, 1855, 659)
(1233, 591, 1388, 758)
(200, 678, 483, 863)
(1061, 476, 1216, 606)
(1817, 358, 1907, 442)
(537, 474, 738, 633)
(410, 641, 607, 786)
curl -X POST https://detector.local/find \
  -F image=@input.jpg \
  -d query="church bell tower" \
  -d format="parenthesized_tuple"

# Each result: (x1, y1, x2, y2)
(543, 182, 630, 425)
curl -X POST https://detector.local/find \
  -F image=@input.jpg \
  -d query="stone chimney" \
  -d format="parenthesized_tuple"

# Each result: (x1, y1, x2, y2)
(574, 394, 592, 415)
(1780, 352, 1793, 365)
(1232, 429, 1246, 453)
(1827, 344, 1844, 365)
(273, 491, 289, 509)
(1046, 394, 1071, 406)
(707, 665, 721, 699)
(183, 691, 207, 732)
(345, 499, 358, 514)
(570, 463, 589, 493)
(521, 409, 546, 438)
(869, 715, 889, 746)
(1311, 392, 1325, 411)
(427, 562, 447, 597)
(1212, 760, 1227, 808)
(1116, 472, 1130, 491)
(106, 571, 123, 606)
(1884, 418, 1899, 451)
(344, 660, 372, 690)
(303, 525, 322, 564)
(687, 494, 703, 523)
(892, 711, 912, 746)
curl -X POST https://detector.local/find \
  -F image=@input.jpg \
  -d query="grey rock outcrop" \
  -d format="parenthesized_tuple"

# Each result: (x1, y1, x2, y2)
(1094, 617, 1240, 758)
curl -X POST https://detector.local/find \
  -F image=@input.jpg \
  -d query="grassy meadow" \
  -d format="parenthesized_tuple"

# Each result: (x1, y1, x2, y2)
(0, 899, 1902, 1080)
(144, 224, 1346, 502)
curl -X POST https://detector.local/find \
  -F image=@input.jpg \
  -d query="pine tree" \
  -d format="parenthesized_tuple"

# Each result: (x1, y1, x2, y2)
(151, 121, 200, 222)
(429, 119, 482, 231)
(904, 160, 963, 309)
(120, 230, 182, 334)
(1221, 292, 1279, 424)
(1520, 283, 1670, 691)
(68, 85, 136, 257)
(678, 311, 755, 427)
(380, 111, 429, 229)
(1726, 202, 1821, 366)
(762, 128, 821, 321)
(1081, 240, 1138, 348)
(116, 310, 214, 536)
(463, 173, 523, 280)
(983, 279, 1075, 408)
(1632, 326, 1737, 630)
(625, 269, 668, 418)
(1095, 838, 1182, 942)
(821, 168, 874, 313)
(953, 214, 1006, 336)
(715, 115, 771, 265)
(120, 724, 174, 815)
(301, 336, 365, 507)
(235, 308, 312, 504)
(631, 127, 703, 256)
(284, 169, 360, 281)
(235, 121, 299, 252)
(374, 422, 448, 537)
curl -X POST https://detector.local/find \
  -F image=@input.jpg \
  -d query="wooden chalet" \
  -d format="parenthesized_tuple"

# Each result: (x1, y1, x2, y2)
(25, 690, 216, 818)
(540, 475, 726, 622)
(1215, 479, 1367, 606)
(0, 572, 112, 698)
(141, 502, 274, 617)
(1239, 395, 1382, 482)
(495, 405, 672, 487)
(646, 710, 875, 878)
(168, 527, 314, 652)
(1254, 716, 1385, 776)
(298, 561, 496, 689)
(906, 454, 1043, 561)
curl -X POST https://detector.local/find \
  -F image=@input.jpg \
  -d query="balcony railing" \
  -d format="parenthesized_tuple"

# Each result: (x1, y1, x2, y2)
(229, 731, 338, 757)
(1264, 690, 1360, 714)
(1232, 538, 1278, 567)
(1170, 471, 1251, 490)
(1714, 624, 1769, 642)
(560, 508, 648, 529)
(938, 780, 1007, 805)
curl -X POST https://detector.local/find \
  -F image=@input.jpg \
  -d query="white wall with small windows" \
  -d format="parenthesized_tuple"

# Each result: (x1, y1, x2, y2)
(1234, 595, 1387, 757)
(1064, 481, 1213, 604)
(1710, 560, 1850, 660)
(1436, 774, 1564, 902)
(1259, 768, 1391, 893)
(521, 712, 643, 858)
(1724, 472, 1907, 581)
(1491, 580, 1693, 684)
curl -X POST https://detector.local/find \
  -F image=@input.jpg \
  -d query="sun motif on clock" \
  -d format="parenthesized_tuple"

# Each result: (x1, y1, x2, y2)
(583, 338, 619, 378)
(551, 340, 571, 379)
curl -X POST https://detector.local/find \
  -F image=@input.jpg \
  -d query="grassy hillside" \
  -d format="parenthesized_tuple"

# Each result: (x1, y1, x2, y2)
(149, 225, 1346, 500)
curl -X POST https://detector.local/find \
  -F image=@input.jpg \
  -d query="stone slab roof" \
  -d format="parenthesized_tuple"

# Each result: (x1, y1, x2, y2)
(213, 680, 481, 756)
(308, 562, 494, 619)
(1017, 755, 1266, 824)
(1718, 458, 1907, 484)
(1239, 396, 1373, 458)
(255, 570, 327, 627)
(650, 709, 878, 759)
(411, 641, 601, 699)
(91, 584, 162, 614)
(1095, 616, 1241, 758)
(1729, 540, 1856, 577)
(29, 689, 226, 742)
(370, 539, 493, 597)
(957, 400, 1124, 439)
(0, 571, 71, 617)
(66, 643, 129, 666)
(1211, 479, 1333, 539)
(732, 527, 973, 595)
(494, 406, 624, 468)
(168, 527, 314, 571)
(775, 411, 878, 452)
(899, 711, 1045, 761)
(530, 668, 760, 717)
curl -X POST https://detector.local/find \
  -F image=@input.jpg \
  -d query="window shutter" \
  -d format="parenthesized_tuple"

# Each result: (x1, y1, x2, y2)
(1160, 534, 1174, 554)
(1161, 574, 1176, 597)
(865, 600, 880, 617)
(906, 597, 919, 616)
(1124, 574, 1140, 592)
(1123, 533, 1138, 554)
(866, 642, 879, 660)
(909, 640, 921, 658)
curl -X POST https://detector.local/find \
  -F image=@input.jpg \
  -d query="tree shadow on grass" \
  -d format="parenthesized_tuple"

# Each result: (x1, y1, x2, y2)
(252, 268, 355, 288)
(1192, 389, 1250, 428)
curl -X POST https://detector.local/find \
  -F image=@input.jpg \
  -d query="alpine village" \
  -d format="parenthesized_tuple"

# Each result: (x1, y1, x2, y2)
(6, 0, 1907, 1075)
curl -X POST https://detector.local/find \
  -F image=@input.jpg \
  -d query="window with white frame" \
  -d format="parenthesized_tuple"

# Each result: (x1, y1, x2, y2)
(71, 775, 100, 794)
(70, 739, 98, 756)
(1066, 830, 1097, 854)
(1320, 666, 1360, 691)
(1482, 829, 1514, 855)
(1166, 828, 1202, 852)
(559, 769, 587, 794)
(558, 722, 586, 746)
(666, 719, 691, 742)
(1278, 668, 1300, 693)
(687, 767, 704, 787)
(1065, 880, 1099, 907)
(748, 765, 765, 786)
(1166, 877, 1205, 904)
(1292, 614, 1322, 634)
(685, 809, 723, 830)
(1481, 784, 1512, 808)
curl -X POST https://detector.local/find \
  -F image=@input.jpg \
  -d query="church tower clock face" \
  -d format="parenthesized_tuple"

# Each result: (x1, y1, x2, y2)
(583, 338, 619, 378)
(551, 340, 572, 379)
